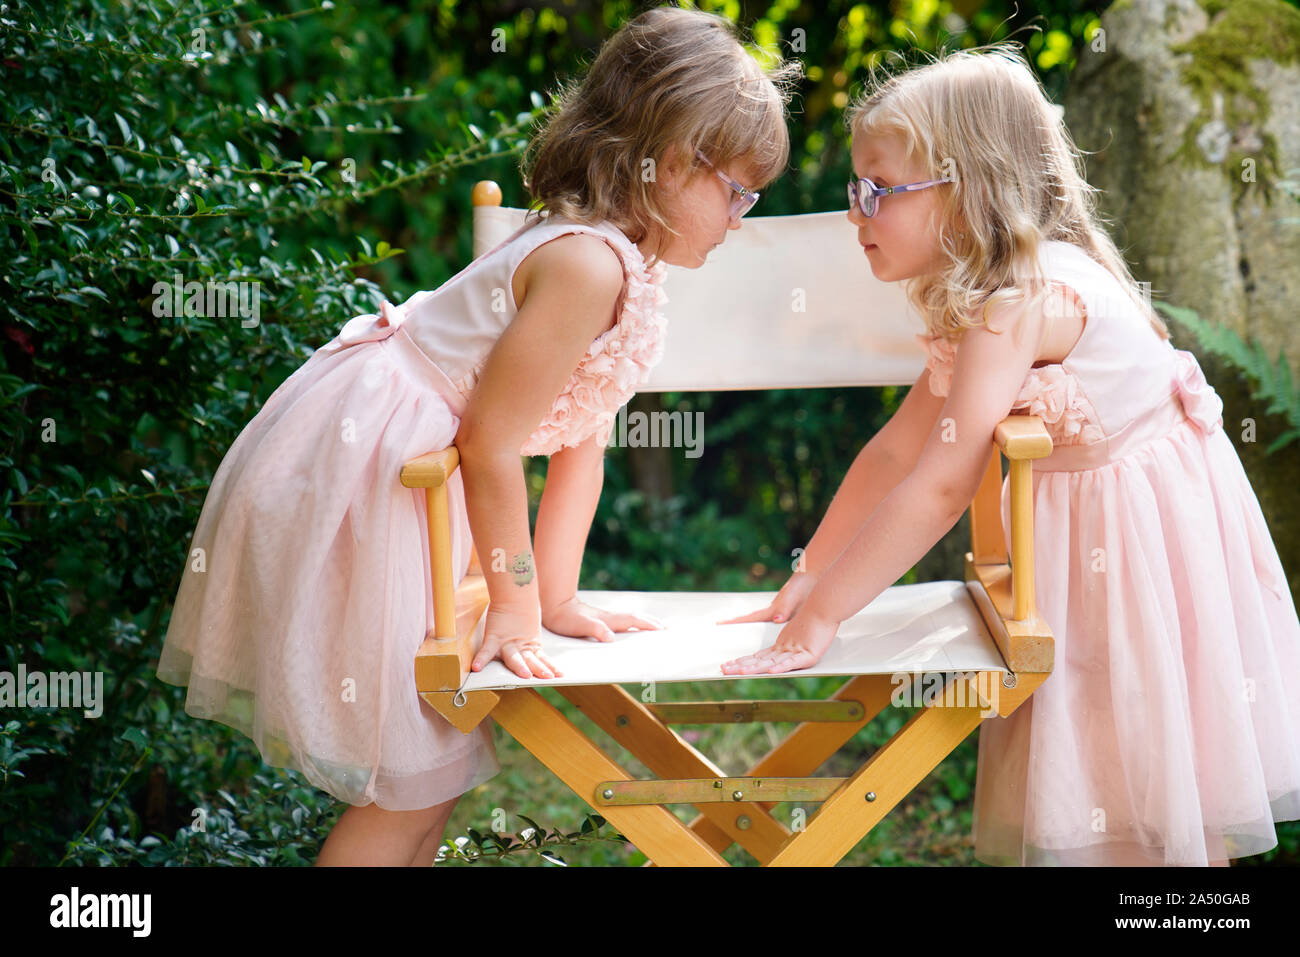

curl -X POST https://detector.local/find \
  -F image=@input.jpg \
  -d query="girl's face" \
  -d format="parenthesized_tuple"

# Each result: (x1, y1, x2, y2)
(642, 146, 754, 268)
(848, 133, 950, 282)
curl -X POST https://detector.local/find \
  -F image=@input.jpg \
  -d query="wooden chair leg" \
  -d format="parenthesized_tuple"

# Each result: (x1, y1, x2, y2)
(767, 674, 988, 866)
(557, 684, 791, 863)
(682, 675, 891, 856)
(489, 688, 728, 866)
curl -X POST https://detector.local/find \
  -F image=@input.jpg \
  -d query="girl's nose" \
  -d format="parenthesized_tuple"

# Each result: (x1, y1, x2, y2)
(847, 204, 866, 227)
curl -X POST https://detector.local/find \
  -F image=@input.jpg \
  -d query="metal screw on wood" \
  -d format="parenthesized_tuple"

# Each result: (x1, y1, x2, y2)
(1002, 672, 1017, 689)
(616, 714, 629, 727)
(865, 791, 877, 802)
(602, 788, 614, 800)
(732, 791, 744, 801)
(736, 815, 752, 830)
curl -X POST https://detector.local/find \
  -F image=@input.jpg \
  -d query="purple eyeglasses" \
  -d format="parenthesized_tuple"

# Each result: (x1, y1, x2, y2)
(848, 174, 952, 218)
(695, 150, 759, 223)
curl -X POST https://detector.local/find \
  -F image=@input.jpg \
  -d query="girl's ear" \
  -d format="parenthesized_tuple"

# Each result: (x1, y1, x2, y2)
(657, 143, 688, 191)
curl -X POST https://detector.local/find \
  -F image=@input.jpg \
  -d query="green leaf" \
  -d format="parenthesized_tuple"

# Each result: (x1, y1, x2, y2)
(113, 111, 132, 144)
(121, 727, 147, 750)
(55, 464, 85, 491)
(1265, 429, 1300, 455)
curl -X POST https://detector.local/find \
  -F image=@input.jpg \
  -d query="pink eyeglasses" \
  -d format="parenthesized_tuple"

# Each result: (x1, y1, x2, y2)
(848, 175, 952, 218)
(695, 150, 759, 223)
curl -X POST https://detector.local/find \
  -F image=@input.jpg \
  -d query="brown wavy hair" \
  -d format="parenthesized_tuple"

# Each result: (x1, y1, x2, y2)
(845, 42, 1169, 345)
(522, 5, 802, 266)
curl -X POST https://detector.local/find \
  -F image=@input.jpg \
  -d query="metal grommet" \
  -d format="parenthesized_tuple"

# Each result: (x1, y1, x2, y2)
(453, 690, 468, 709)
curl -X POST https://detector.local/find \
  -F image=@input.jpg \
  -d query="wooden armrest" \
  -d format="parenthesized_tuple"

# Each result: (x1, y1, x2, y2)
(415, 573, 490, 692)
(400, 447, 460, 489)
(993, 415, 1053, 460)
(967, 413, 1055, 632)
(964, 561, 1053, 673)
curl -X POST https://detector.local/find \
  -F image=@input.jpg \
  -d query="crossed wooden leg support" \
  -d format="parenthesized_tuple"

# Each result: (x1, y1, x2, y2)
(471, 668, 1045, 867)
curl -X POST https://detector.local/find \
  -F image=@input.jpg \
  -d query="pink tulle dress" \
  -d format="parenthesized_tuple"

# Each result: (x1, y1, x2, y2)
(918, 239, 1300, 865)
(156, 214, 669, 811)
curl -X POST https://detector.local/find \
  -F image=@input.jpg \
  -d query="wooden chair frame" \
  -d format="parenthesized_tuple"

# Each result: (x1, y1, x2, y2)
(399, 182, 1056, 867)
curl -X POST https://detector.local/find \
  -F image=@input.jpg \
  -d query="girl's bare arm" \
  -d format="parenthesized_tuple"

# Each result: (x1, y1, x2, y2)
(454, 234, 625, 619)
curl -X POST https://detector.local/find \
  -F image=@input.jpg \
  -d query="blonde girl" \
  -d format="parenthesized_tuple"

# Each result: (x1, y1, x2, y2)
(724, 44, 1300, 868)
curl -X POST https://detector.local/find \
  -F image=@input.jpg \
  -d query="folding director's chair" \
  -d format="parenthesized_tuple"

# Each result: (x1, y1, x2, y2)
(400, 180, 1056, 867)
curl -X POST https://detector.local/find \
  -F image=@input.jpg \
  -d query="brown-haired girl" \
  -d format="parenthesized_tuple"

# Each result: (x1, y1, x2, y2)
(157, 5, 799, 866)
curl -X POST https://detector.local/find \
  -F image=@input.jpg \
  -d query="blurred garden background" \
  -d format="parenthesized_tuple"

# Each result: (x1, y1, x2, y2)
(3, 0, 1299, 866)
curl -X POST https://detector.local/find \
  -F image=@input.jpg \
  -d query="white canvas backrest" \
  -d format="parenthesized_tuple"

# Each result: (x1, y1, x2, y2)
(473, 204, 928, 391)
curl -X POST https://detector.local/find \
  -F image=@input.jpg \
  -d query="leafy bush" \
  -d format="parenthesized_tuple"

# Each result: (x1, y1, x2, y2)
(12, 0, 1283, 869)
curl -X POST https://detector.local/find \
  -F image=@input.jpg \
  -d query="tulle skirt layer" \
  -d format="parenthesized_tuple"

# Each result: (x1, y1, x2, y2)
(974, 412, 1300, 865)
(157, 326, 498, 810)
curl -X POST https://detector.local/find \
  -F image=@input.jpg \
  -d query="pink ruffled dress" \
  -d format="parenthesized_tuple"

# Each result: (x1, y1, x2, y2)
(917, 239, 1300, 865)
(156, 214, 669, 810)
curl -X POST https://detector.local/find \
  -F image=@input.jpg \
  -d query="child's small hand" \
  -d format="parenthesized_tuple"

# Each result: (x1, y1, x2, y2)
(717, 571, 819, 625)
(720, 609, 839, 675)
(473, 602, 562, 680)
(542, 597, 664, 643)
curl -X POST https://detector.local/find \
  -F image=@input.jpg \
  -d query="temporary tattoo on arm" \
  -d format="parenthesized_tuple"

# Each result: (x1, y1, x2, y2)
(510, 552, 535, 586)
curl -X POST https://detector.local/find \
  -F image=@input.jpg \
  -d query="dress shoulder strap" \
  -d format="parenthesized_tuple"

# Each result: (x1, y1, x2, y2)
(500, 215, 643, 280)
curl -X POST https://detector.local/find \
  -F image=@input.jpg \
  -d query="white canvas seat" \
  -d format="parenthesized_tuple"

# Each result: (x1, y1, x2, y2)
(460, 583, 1008, 692)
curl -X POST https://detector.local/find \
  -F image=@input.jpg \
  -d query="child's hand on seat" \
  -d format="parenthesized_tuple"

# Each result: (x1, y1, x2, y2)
(542, 597, 664, 643)
(720, 609, 838, 675)
(474, 602, 562, 680)
(718, 571, 820, 625)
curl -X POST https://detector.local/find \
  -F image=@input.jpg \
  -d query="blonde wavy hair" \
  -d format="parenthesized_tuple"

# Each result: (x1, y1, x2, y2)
(845, 43, 1169, 344)
(522, 5, 801, 267)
